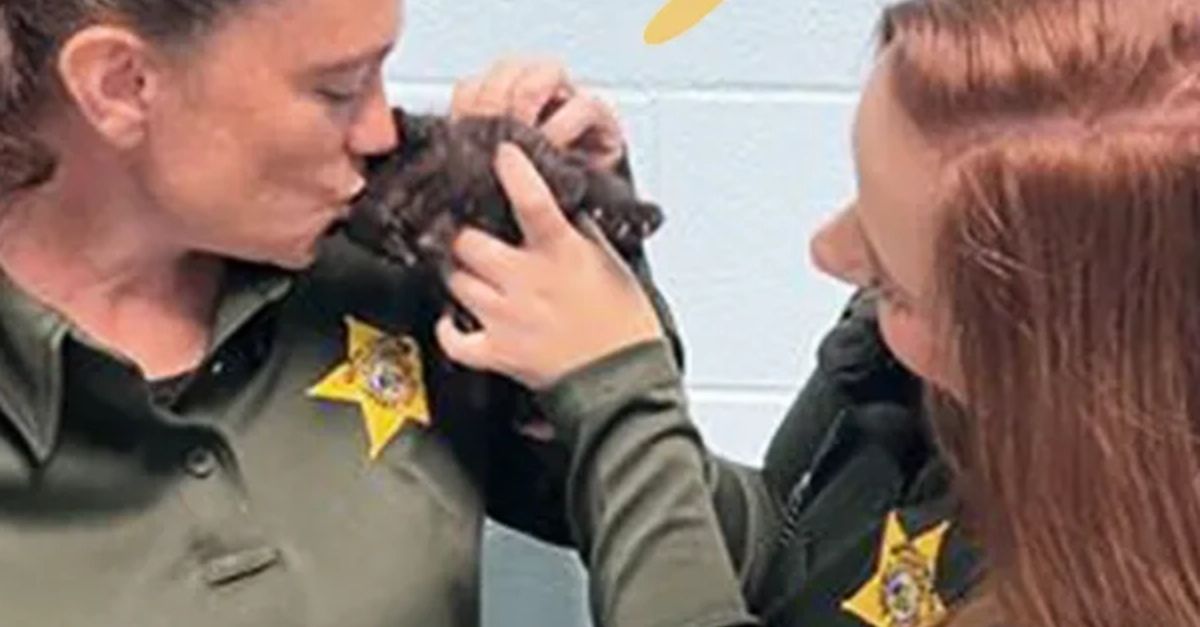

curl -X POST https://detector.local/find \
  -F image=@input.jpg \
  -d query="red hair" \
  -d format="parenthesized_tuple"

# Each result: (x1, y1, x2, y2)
(880, 0, 1200, 624)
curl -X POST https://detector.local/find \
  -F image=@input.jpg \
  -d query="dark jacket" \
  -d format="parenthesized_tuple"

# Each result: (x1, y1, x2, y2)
(540, 292, 983, 626)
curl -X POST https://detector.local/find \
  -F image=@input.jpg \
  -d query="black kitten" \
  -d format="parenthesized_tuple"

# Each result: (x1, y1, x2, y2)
(344, 110, 664, 272)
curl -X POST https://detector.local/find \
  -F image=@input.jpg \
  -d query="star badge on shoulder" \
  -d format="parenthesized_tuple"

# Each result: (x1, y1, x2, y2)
(841, 511, 951, 627)
(308, 317, 431, 460)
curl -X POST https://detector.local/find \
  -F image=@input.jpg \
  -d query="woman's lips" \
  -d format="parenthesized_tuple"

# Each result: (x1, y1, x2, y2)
(321, 200, 355, 237)
(323, 215, 348, 237)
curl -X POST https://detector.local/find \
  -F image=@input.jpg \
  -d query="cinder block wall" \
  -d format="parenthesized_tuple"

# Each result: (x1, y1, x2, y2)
(383, 2, 885, 623)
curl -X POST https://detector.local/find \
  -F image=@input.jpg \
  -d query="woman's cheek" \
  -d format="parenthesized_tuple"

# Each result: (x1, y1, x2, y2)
(878, 304, 951, 389)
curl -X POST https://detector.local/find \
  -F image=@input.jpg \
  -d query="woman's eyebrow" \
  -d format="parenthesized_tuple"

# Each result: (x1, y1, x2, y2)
(311, 43, 394, 74)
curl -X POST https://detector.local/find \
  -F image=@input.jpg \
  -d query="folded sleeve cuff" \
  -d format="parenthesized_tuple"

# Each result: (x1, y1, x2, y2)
(536, 338, 681, 441)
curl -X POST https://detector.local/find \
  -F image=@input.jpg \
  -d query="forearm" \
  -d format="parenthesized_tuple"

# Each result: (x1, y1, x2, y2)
(538, 339, 760, 627)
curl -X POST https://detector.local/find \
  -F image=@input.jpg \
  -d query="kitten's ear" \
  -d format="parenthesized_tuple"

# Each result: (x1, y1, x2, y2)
(396, 111, 442, 159)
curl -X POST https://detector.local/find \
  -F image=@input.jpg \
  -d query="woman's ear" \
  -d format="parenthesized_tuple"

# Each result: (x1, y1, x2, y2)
(56, 25, 160, 149)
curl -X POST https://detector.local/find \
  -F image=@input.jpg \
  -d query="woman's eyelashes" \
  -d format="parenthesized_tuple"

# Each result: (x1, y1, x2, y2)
(316, 86, 364, 105)
(314, 66, 378, 107)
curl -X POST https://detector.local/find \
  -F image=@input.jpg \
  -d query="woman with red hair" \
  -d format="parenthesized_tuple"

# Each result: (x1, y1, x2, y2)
(441, 0, 1200, 624)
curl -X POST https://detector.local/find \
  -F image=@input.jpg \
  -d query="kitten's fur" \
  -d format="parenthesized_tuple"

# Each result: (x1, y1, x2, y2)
(345, 110, 663, 271)
(341, 110, 665, 433)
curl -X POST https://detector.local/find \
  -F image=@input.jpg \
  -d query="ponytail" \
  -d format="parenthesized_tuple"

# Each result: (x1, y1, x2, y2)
(0, 5, 56, 196)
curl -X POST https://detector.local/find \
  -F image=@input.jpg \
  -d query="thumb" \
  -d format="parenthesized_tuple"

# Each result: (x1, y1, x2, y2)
(494, 142, 573, 248)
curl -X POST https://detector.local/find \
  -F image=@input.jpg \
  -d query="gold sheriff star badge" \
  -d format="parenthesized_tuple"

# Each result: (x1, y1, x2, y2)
(841, 511, 951, 627)
(308, 317, 430, 460)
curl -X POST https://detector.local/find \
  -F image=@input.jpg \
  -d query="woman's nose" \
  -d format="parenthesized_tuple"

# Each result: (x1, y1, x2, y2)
(347, 81, 400, 157)
(810, 207, 871, 286)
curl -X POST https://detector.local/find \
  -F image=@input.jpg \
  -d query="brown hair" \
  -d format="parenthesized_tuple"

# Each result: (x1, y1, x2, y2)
(879, 0, 1200, 625)
(0, 0, 260, 195)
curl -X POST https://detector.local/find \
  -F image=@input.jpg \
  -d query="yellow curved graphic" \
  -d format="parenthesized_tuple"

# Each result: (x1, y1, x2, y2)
(643, 0, 729, 45)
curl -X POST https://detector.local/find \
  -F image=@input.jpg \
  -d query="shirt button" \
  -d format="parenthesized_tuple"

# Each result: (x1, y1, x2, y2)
(184, 447, 218, 479)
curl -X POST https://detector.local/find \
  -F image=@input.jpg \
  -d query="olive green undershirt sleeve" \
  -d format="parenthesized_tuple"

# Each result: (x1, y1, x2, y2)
(537, 339, 762, 627)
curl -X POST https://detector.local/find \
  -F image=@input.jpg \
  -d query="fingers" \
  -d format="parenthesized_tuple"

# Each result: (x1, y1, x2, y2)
(540, 93, 617, 150)
(450, 58, 574, 125)
(435, 314, 491, 371)
(473, 59, 526, 116)
(575, 214, 606, 243)
(577, 216, 625, 265)
(449, 58, 624, 169)
(444, 268, 505, 320)
(449, 77, 483, 121)
(512, 63, 572, 125)
(494, 143, 574, 247)
(573, 216, 645, 292)
(450, 227, 522, 287)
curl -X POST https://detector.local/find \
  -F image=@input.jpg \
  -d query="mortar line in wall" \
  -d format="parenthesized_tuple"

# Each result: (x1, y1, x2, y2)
(384, 76, 860, 101)
(685, 382, 800, 400)
(687, 381, 800, 393)
(685, 389, 799, 407)
(604, 80, 861, 100)
(616, 87, 859, 104)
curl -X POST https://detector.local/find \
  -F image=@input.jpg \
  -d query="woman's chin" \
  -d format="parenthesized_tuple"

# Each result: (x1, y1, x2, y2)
(280, 244, 322, 269)
(243, 240, 322, 270)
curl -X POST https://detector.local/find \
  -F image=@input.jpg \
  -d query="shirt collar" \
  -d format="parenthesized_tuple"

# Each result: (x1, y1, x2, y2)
(0, 261, 293, 463)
